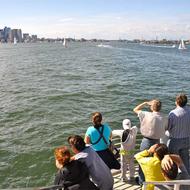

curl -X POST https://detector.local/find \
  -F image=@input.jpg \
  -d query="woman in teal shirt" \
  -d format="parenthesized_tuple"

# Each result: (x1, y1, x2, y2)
(85, 112, 120, 169)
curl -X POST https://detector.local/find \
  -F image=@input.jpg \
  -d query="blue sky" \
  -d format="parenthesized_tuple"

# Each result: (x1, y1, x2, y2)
(1, 0, 190, 40)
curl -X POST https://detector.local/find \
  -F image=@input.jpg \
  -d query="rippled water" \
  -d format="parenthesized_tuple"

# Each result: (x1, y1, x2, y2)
(0, 42, 190, 188)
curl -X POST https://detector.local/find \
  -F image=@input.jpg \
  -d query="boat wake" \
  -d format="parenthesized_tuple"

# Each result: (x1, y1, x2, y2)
(140, 44, 176, 49)
(97, 44, 113, 48)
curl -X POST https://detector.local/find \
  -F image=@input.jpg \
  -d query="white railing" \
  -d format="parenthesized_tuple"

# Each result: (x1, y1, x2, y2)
(143, 179, 190, 190)
(38, 184, 80, 190)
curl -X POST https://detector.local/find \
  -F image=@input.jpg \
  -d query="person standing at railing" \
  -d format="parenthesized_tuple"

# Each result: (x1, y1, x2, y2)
(166, 93, 190, 175)
(133, 99, 166, 186)
(112, 119, 138, 182)
(84, 112, 120, 170)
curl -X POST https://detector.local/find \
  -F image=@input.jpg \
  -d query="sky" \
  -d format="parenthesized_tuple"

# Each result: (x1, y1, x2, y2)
(1, 0, 190, 40)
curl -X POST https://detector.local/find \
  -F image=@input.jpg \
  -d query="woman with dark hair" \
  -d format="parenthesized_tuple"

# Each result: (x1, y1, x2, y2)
(84, 112, 120, 169)
(54, 146, 98, 190)
(68, 135, 114, 190)
(161, 154, 190, 190)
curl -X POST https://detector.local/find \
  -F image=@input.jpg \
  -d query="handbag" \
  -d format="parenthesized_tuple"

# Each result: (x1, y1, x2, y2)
(108, 140, 120, 159)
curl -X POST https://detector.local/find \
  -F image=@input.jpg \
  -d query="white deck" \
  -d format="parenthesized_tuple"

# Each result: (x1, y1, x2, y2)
(112, 165, 141, 190)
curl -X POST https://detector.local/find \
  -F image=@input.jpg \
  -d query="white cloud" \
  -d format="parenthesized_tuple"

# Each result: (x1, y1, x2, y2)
(59, 18, 74, 23)
(4, 13, 190, 40)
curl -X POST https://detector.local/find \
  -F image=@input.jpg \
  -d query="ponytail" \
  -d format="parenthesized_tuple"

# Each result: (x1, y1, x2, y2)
(92, 112, 102, 128)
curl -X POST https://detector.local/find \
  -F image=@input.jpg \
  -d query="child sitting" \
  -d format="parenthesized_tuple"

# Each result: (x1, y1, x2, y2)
(112, 119, 138, 182)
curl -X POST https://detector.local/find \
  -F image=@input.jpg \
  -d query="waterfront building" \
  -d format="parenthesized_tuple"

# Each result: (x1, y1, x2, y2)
(0, 29, 4, 42)
(11, 29, 22, 43)
(23, 33, 30, 42)
(31, 35, 37, 42)
(3, 26, 12, 42)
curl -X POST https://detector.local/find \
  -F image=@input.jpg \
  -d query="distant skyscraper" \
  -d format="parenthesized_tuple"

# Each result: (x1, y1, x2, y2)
(3, 27, 12, 42)
(12, 29, 22, 43)
(0, 29, 4, 41)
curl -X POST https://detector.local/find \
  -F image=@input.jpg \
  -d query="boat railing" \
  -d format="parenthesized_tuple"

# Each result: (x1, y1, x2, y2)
(38, 185, 63, 190)
(143, 179, 190, 190)
(38, 184, 79, 190)
(3, 133, 190, 190)
(37, 180, 190, 190)
(38, 133, 143, 190)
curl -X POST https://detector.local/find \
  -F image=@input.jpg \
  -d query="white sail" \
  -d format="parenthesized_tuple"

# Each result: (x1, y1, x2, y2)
(63, 38, 67, 47)
(178, 39, 186, 50)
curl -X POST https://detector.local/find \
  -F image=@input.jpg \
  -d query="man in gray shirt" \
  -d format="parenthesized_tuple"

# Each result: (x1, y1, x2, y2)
(68, 135, 114, 190)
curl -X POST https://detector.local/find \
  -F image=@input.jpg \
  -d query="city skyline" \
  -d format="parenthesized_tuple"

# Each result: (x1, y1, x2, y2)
(1, 0, 190, 40)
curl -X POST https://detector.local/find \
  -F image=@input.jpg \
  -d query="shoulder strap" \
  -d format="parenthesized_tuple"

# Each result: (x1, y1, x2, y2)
(90, 125, 104, 145)
(96, 125, 109, 146)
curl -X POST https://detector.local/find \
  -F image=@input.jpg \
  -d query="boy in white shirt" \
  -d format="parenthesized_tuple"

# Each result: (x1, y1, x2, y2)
(112, 119, 138, 182)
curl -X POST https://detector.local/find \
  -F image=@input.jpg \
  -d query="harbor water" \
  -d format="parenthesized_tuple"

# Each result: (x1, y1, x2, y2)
(0, 42, 190, 188)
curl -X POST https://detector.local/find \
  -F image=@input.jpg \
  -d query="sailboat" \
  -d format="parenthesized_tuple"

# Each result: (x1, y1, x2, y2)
(63, 38, 67, 48)
(178, 39, 186, 50)
(13, 37, 17, 45)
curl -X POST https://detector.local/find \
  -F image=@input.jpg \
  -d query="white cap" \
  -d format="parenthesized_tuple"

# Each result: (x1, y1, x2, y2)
(122, 119, 131, 130)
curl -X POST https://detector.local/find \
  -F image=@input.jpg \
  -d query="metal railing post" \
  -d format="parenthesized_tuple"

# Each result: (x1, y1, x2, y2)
(174, 184, 180, 190)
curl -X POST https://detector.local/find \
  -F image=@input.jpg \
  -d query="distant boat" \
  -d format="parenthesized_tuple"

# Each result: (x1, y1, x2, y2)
(63, 38, 67, 48)
(13, 37, 17, 45)
(172, 44, 176, 48)
(178, 39, 186, 50)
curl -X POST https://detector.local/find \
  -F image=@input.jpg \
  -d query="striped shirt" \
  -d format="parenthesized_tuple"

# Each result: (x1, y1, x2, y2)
(167, 106, 190, 138)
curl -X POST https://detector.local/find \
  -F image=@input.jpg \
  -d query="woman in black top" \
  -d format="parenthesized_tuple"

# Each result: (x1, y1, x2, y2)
(54, 146, 98, 190)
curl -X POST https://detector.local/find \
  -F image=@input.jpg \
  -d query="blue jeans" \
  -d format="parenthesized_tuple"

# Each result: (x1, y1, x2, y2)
(138, 137, 160, 184)
(167, 137, 190, 175)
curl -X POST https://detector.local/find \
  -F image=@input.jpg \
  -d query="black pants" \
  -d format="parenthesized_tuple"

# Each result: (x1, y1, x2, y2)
(96, 148, 120, 170)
